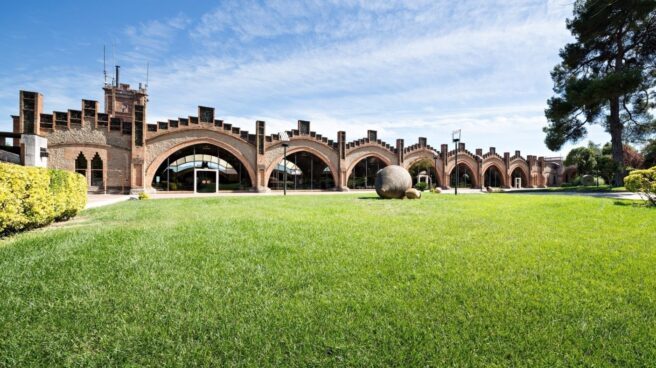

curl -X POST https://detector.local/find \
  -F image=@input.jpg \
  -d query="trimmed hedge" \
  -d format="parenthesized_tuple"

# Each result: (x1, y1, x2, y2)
(625, 166, 656, 206)
(0, 162, 86, 235)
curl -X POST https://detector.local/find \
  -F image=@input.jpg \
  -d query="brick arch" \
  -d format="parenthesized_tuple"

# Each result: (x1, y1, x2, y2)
(344, 149, 394, 181)
(404, 154, 444, 188)
(445, 153, 480, 188)
(403, 149, 439, 169)
(144, 137, 257, 190)
(482, 158, 507, 187)
(508, 160, 530, 187)
(264, 143, 339, 188)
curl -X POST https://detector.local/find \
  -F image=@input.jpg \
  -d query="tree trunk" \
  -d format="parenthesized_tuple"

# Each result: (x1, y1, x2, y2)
(609, 96, 625, 186)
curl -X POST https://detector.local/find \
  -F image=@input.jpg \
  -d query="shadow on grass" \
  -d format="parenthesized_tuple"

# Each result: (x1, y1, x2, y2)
(613, 199, 655, 208)
(358, 196, 384, 200)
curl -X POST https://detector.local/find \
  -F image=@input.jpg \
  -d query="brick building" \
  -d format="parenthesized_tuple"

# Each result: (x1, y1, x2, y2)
(6, 79, 566, 194)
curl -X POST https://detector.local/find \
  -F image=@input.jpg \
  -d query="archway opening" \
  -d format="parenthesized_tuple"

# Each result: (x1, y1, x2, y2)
(152, 143, 251, 192)
(347, 156, 387, 189)
(483, 165, 503, 188)
(75, 152, 87, 178)
(511, 167, 528, 188)
(408, 159, 439, 188)
(268, 151, 335, 190)
(91, 153, 103, 187)
(450, 163, 474, 188)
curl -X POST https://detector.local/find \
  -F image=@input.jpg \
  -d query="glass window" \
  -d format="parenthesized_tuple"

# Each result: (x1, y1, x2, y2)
(152, 144, 251, 191)
(268, 151, 335, 190)
(347, 156, 387, 189)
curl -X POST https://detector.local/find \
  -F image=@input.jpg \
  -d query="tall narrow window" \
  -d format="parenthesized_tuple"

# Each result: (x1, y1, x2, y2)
(91, 153, 103, 187)
(75, 152, 87, 177)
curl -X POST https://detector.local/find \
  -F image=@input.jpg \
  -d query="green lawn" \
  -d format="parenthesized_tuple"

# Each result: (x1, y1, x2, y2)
(510, 185, 627, 193)
(1, 194, 655, 367)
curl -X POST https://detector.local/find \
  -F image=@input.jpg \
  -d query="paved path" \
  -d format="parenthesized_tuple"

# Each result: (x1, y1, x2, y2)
(86, 194, 134, 209)
(85, 188, 642, 209)
(505, 190, 642, 200)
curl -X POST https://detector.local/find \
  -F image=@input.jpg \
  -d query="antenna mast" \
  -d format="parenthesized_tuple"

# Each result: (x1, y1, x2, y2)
(103, 45, 107, 85)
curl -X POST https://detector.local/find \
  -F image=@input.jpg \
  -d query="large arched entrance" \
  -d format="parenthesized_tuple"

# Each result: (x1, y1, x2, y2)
(151, 143, 252, 192)
(450, 163, 475, 188)
(268, 151, 335, 190)
(347, 156, 387, 189)
(483, 165, 504, 188)
(408, 159, 439, 188)
(511, 167, 528, 188)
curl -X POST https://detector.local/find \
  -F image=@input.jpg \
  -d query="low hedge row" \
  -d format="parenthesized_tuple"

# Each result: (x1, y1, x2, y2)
(0, 162, 87, 235)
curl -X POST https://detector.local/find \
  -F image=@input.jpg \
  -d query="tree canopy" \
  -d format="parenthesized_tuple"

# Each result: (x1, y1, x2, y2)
(544, 0, 656, 185)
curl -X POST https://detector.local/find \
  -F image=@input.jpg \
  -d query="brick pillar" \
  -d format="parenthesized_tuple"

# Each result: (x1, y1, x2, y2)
(504, 152, 511, 188)
(12, 115, 20, 146)
(418, 137, 427, 147)
(476, 148, 483, 189)
(440, 144, 448, 189)
(537, 156, 546, 188)
(255, 120, 269, 192)
(396, 139, 404, 165)
(129, 98, 147, 194)
(337, 131, 347, 191)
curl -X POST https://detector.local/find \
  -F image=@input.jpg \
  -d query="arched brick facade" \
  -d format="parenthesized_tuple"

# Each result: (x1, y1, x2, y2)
(17, 85, 561, 193)
(263, 140, 339, 189)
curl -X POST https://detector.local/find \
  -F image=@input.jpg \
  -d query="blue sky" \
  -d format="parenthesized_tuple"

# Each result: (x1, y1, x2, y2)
(0, 0, 611, 156)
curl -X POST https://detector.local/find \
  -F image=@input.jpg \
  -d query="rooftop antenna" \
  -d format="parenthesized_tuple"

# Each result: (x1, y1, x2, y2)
(103, 45, 107, 85)
(145, 62, 149, 91)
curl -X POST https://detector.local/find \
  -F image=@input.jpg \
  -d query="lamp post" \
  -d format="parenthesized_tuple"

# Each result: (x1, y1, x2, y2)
(452, 129, 461, 195)
(279, 131, 290, 196)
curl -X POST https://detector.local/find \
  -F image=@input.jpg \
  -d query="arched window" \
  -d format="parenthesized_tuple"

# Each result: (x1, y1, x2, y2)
(511, 168, 527, 188)
(347, 156, 387, 189)
(75, 152, 87, 177)
(408, 159, 439, 188)
(484, 166, 503, 187)
(450, 164, 474, 188)
(91, 153, 103, 187)
(152, 143, 252, 192)
(268, 151, 335, 190)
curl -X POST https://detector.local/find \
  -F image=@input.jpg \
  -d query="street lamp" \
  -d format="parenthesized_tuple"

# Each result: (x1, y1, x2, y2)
(279, 131, 290, 196)
(452, 129, 461, 195)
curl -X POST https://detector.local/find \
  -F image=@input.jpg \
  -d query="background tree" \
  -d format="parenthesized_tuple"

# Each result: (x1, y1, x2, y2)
(544, 0, 656, 185)
(565, 146, 597, 175)
(642, 139, 656, 167)
(623, 144, 645, 169)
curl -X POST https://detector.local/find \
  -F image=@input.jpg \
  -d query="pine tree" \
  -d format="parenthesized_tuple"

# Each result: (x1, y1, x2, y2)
(544, 0, 656, 185)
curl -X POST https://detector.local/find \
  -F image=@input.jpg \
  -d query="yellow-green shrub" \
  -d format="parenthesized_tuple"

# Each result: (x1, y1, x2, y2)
(50, 169, 87, 220)
(624, 166, 656, 206)
(0, 163, 87, 235)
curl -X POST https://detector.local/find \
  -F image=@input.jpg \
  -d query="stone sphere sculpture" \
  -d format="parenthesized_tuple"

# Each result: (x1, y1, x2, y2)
(375, 165, 412, 199)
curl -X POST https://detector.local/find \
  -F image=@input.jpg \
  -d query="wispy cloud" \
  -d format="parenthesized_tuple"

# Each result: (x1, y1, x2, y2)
(2, 0, 609, 156)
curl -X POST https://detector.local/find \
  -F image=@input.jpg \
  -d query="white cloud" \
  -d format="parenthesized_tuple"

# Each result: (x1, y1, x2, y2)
(2, 1, 596, 157)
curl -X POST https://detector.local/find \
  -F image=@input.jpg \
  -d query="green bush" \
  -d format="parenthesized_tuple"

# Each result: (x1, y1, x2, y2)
(581, 174, 605, 186)
(415, 182, 428, 191)
(625, 166, 656, 206)
(0, 163, 87, 235)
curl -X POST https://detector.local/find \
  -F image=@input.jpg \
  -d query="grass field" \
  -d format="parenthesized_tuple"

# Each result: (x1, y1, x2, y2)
(1, 193, 655, 367)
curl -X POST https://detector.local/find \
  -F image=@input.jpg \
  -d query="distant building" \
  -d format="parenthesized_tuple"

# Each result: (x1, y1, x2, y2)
(5, 74, 566, 193)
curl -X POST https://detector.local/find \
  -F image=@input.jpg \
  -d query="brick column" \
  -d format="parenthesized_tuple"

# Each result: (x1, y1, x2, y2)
(255, 120, 269, 192)
(337, 131, 348, 191)
(396, 139, 404, 166)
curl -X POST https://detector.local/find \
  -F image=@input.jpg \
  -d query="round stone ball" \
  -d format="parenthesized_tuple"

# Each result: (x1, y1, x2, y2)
(375, 165, 413, 199)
